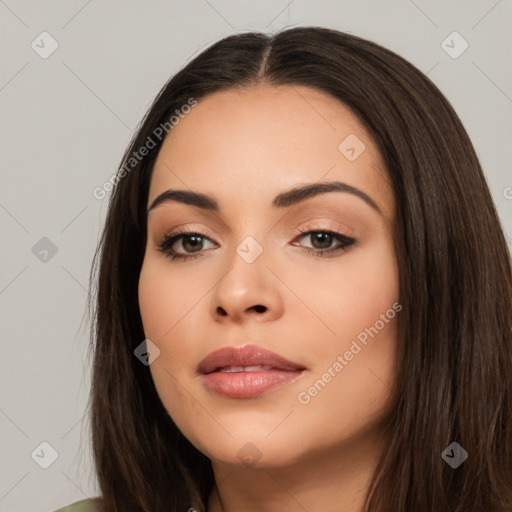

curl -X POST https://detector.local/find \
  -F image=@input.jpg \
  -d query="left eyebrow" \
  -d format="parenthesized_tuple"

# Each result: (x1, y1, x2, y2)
(147, 180, 383, 216)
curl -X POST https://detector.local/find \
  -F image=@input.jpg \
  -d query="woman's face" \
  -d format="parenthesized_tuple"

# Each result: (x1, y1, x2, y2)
(138, 84, 399, 468)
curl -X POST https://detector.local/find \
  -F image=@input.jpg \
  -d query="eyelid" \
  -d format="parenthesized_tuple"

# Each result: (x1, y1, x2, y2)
(292, 218, 356, 239)
(157, 220, 354, 244)
(157, 215, 356, 236)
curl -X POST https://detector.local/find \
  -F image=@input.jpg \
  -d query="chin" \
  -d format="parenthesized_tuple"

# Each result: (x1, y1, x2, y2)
(204, 441, 302, 470)
(183, 419, 313, 470)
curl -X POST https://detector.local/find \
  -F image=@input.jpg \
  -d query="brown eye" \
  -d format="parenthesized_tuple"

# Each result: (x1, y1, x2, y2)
(308, 232, 335, 250)
(178, 234, 205, 253)
(157, 230, 217, 261)
(294, 228, 356, 257)
(157, 227, 356, 262)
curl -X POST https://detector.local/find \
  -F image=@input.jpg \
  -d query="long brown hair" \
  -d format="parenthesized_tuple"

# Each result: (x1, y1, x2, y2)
(87, 26, 512, 511)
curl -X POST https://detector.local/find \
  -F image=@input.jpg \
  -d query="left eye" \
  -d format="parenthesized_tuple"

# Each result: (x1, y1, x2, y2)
(292, 228, 356, 256)
(157, 228, 356, 261)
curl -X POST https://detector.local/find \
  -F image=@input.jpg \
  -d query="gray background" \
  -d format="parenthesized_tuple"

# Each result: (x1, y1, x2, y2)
(1, 1, 511, 510)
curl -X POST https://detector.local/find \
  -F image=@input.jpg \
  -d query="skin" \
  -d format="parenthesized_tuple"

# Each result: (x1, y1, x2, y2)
(138, 84, 399, 512)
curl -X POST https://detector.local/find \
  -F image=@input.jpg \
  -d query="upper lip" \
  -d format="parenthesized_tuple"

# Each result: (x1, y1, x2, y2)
(197, 344, 306, 374)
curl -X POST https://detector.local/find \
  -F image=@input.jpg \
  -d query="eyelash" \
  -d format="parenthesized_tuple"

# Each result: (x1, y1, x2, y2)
(156, 225, 356, 262)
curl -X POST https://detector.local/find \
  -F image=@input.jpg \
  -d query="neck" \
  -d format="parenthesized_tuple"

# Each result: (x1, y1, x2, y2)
(207, 430, 384, 512)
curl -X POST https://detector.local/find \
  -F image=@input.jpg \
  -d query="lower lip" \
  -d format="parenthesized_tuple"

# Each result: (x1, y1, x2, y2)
(201, 369, 305, 398)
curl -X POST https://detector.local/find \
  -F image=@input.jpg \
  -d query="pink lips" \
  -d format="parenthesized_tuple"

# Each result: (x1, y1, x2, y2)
(198, 344, 306, 398)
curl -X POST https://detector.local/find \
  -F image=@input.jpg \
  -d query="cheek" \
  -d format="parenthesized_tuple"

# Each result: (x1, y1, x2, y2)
(138, 266, 172, 340)
(149, 360, 212, 456)
(287, 235, 399, 350)
(137, 233, 400, 454)
(138, 257, 205, 380)
(290, 236, 399, 415)
(138, 259, 194, 389)
(138, 255, 208, 340)
(138, 260, 208, 443)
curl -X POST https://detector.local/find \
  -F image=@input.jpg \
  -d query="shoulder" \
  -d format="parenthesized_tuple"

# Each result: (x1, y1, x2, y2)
(52, 497, 102, 512)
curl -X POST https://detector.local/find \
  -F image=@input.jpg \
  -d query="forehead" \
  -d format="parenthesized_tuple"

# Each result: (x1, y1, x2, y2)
(149, 84, 393, 219)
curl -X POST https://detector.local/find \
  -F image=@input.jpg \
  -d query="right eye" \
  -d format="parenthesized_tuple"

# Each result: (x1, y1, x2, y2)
(157, 228, 218, 261)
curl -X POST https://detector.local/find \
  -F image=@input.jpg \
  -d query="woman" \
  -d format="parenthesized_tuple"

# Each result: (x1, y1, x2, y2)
(55, 26, 512, 512)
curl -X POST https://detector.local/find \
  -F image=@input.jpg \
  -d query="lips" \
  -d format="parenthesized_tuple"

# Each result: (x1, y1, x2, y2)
(197, 344, 306, 398)
(198, 345, 305, 374)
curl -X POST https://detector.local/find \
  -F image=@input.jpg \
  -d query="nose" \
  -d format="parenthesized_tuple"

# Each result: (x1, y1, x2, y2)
(209, 243, 284, 324)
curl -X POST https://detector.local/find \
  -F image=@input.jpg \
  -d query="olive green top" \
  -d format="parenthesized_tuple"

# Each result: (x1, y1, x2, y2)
(53, 498, 100, 512)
